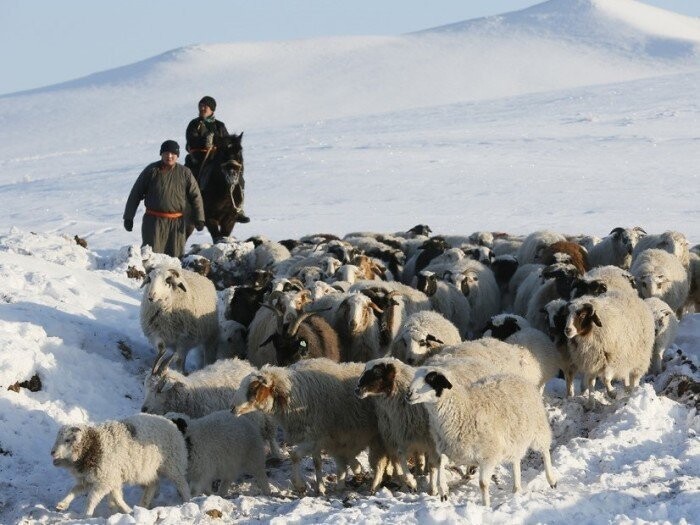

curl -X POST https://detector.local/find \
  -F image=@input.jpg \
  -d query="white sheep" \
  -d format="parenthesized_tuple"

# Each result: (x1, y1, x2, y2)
(443, 259, 500, 336)
(141, 356, 283, 460)
(632, 230, 690, 268)
(406, 370, 557, 505)
(511, 264, 544, 316)
(50, 413, 190, 517)
(565, 291, 654, 397)
(355, 357, 440, 494)
(630, 248, 690, 316)
(140, 264, 219, 371)
(253, 238, 291, 270)
(515, 230, 566, 265)
(233, 358, 389, 495)
(390, 310, 461, 365)
(644, 297, 680, 375)
(570, 265, 637, 298)
(166, 411, 271, 496)
(484, 313, 574, 396)
(416, 271, 472, 339)
(587, 226, 646, 269)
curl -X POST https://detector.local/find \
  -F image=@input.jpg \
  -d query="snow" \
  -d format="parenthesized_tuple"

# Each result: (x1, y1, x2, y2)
(0, 0, 698, 523)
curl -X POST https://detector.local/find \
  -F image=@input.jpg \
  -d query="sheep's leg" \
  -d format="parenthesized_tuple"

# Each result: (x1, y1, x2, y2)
(334, 456, 348, 492)
(437, 453, 450, 502)
(289, 442, 315, 494)
(217, 479, 232, 496)
(565, 367, 576, 397)
(84, 486, 109, 517)
(542, 448, 557, 488)
(479, 462, 496, 507)
(252, 467, 272, 496)
(109, 487, 132, 514)
(512, 460, 522, 493)
(349, 457, 363, 475)
(415, 453, 427, 475)
(603, 375, 617, 399)
(398, 457, 418, 492)
(369, 451, 391, 494)
(312, 450, 326, 496)
(626, 372, 641, 393)
(56, 481, 87, 511)
(428, 464, 439, 496)
(173, 475, 191, 502)
(139, 481, 158, 508)
(268, 435, 285, 460)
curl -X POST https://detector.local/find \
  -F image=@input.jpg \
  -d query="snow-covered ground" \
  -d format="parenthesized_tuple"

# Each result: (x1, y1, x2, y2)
(0, 0, 698, 523)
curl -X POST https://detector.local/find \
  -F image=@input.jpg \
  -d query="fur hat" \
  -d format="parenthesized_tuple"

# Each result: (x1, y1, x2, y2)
(159, 140, 180, 156)
(199, 96, 217, 112)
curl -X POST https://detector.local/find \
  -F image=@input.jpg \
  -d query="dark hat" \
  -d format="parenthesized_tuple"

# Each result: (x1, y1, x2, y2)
(199, 96, 216, 112)
(160, 140, 180, 156)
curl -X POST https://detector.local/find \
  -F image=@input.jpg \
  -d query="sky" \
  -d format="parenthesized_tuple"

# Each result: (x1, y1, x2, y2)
(1, 0, 699, 96)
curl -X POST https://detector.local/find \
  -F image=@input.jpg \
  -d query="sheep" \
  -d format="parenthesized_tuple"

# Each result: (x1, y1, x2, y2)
(233, 359, 389, 495)
(51, 413, 190, 517)
(511, 264, 544, 315)
(167, 411, 271, 496)
(402, 236, 450, 284)
(445, 259, 501, 335)
(390, 310, 461, 365)
(587, 226, 646, 269)
(490, 255, 520, 309)
(355, 357, 440, 494)
(524, 263, 581, 333)
(343, 235, 406, 279)
(483, 313, 574, 396)
(259, 305, 342, 365)
(406, 370, 557, 505)
(427, 338, 560, 391)
(492, 235, 524, 257)
(416, 271, 472, 338)
(630, 249, 690, 316)
(334, 291, 384, 362)
(252, 238, 291, 270)
(570, 265, 637, 299)
(141, 355, 284, 460)
(565, 291, 654, 397)
(540, 240, 590, 274)
(140, 264, 219, 372)
(690, 252, 700, 312)
(515, 230, 567, 265)
(644, 297, 680, 375)
(632, 230, 690, 268)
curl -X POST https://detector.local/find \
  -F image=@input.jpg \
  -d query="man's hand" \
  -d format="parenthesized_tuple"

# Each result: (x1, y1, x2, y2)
(124, 219, 133, 232)
(195, 221, 205, 231)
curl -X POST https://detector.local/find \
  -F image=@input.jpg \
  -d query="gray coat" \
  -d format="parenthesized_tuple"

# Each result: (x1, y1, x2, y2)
(124, 161, 204, 257)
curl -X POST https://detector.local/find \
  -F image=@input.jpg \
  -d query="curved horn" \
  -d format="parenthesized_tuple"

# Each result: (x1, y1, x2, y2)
(289, 311, 316, 336)
(152, 351, 176, 376)
(260, 303, 285, 333)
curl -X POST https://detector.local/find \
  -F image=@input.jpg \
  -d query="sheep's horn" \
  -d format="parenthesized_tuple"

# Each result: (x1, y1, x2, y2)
(289, 311, 316, 336)
(260, 303, 285, 334)
(152, 351, 175, 375)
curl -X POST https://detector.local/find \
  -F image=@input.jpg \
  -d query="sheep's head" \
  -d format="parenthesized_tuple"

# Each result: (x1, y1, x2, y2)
(482, 315, 524, 341)
(407, 224, 432, 238)
(232, 370, 287, 415)
(141, 353, 183, 414)
(636, 273, 670, 299)
(565, 301, 601, 339)
(355, 359, 398, 399)
(338, 293, 382, 335)
(334, 264, 364, 284)
(416, 271, 438, 297)
(141, 266, 187, 310)
(261, 311, 319, 366)
(543, 299, 569, 343)
(570, 278, 608, 299)
(280, 289, 312, 325)
(406, 367, 452, 404)
(610, 227, 646, 255)
(392, 327, 444, 365)
(463, 245, 495, 266)
(51, 425, 85, 466)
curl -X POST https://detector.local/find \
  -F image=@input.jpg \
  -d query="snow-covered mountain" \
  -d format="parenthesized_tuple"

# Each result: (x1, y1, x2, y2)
(0, 1, 698, 523)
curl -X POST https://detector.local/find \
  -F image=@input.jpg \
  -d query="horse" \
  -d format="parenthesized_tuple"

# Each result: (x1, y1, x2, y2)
(187, 132, 245, 242)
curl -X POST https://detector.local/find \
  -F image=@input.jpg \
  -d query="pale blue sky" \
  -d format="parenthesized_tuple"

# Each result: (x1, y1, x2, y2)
(1, 0, 698, 95)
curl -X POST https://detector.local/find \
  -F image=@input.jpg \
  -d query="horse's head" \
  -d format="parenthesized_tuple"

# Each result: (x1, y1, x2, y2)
(214, 132, 244, 186)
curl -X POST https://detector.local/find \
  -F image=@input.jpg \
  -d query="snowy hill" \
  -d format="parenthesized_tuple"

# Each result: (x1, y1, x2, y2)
(0, 0, 698, 523)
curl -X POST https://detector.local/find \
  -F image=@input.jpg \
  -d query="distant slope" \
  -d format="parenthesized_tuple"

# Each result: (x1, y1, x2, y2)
(0, 0, 699, 159)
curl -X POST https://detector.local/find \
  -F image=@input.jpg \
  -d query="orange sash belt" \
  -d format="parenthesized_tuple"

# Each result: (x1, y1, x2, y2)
(146, 209, 183, 219)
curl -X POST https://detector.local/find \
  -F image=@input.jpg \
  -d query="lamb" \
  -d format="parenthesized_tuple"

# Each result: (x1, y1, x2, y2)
(565, 291, 654, 397)
(587, 226, 646, 269)
(644, 297, 680, 375)
(416, 271, 472, 338)
(632, 230, 690, 268)
(140, 264, 219, 372)
(390, 310, 461, 365)
(406, 370, 557, 505)
(355, 357, 440, 494)
(569, 265, 637, 299)
(259, 305, 342, 365)
(483, 313, 574, 396)
(167, 411, 271, 496)
(233, 359, 389, 495)
(630, 249, 690, 316)
(51, 413, 190, 517)
(141, 355, 283, 460)
(515, 230, 567, 265)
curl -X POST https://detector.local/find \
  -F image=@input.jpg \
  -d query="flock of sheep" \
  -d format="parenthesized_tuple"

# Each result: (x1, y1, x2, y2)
(50, 225, 699, 516)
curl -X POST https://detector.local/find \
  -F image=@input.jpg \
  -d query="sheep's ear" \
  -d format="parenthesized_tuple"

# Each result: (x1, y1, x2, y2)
(170, 417, 188, 435)
(609, 227, 625, 237)
(260, 334, 276, 348)
(140, 275, 152, 288)
(424, 371, 452, 397)
(425, 334, 445, 347)
(591, 311, 602, 327)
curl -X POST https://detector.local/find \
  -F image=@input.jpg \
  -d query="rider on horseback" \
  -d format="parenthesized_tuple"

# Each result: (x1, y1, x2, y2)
(185, 96, 250, 223)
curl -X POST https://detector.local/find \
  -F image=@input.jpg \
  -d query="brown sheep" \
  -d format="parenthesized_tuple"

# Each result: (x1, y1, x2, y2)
(541, 240, 590, 274)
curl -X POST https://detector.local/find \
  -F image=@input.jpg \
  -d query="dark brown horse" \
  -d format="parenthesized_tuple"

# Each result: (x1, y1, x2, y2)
(187, 133, 245, 242)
